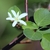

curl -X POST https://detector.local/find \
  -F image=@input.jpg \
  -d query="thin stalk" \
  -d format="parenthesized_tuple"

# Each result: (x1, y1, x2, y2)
(25, 0, 28, 21)
(2, 32, 25, 50)
(48, 3, 50, 11)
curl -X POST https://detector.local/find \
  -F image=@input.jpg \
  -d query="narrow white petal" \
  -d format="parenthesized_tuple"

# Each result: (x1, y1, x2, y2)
(6, 17, 14, 21)
(8, 12, 12, 17)
(18, 20, 27, 25)
(12, 21, 17, 27)
(16, 12, 19, 18)
(11, 10, 16, 17)
(19, 13, 28, 19)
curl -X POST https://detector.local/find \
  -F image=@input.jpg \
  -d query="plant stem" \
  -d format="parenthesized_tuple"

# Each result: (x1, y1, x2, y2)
(25, 0, 28, 21)
(48, 3, 50, 11)
(2, 32, 25, 50)
(2, 32, 31, 50)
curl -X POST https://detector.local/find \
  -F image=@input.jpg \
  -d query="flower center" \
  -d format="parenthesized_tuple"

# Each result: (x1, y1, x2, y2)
(15, 18, 18, 21)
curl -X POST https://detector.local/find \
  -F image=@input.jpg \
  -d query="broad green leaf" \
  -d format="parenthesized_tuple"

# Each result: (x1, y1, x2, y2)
(23, 29, 42, 40)
(41, 33, 50, 50)
(22, 21, 38, 30)
(37, 29, 50, 34)
(8, 6, 21, 17)
(34, 8, 50, 27)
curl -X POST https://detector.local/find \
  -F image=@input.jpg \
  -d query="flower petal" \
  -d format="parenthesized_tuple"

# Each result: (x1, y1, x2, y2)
(11, 10, 17, 17)
(12, 21, 17, 27)
(18, 20, 27, 26)
(19, 13, 28, 19)
(8, 12, 12, 17)
(6, 17, 14, 21)
(16, 12, 19, 18)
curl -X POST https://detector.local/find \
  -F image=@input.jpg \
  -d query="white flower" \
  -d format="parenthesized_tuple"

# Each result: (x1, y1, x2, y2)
(6, 10, 28, 27)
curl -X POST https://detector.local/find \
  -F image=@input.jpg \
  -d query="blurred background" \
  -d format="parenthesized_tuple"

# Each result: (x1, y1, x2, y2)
(0, 0, 50, 50)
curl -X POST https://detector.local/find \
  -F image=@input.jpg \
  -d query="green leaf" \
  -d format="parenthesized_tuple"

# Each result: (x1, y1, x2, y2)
(34, 8, 50, 27)
(37, 29, 50, 34)
(8, 6, 21, 17)
(23, 29, 42, 40)
(22, 21, 38, 30)
(41, 33, 50, 50)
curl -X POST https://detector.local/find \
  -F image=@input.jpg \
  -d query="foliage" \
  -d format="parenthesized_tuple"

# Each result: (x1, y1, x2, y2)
(5, 6, 50, 50)
(0, 0, 50, 50)
(41, 33, 50, 50)
(34, 8, 50, 26)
